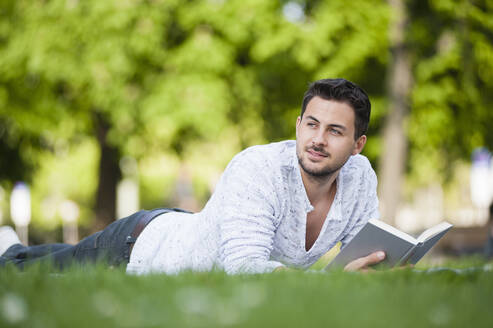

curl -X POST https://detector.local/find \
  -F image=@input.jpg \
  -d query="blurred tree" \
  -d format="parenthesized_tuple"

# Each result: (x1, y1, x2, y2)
(379, 0, 412, 224)
(379, 0, 493, 222)
(0, 0, 177, 227)
(409, 0, 493, 184)
(0, 0, 391, 228)
(2, 0, 491, 233)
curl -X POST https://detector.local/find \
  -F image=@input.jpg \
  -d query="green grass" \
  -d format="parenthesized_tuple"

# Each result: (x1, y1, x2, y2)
(1, 260, 493, 328)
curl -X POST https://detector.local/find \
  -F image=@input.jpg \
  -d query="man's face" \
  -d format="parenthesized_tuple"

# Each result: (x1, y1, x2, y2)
(296, 97, 366, 178)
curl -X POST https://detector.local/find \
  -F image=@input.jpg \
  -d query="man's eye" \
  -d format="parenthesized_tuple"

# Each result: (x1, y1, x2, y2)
(331, 129, 342, 135)
(307, 122, 316, 127)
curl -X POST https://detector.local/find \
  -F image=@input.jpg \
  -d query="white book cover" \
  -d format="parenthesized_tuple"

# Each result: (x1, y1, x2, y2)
(325, 219, 453, 270)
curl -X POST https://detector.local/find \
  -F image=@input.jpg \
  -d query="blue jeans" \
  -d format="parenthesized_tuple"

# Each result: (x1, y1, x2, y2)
(0, 208, 188, 270)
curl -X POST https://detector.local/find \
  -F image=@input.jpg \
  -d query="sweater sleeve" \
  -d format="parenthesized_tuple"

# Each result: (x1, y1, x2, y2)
(212, 151, 285, 274)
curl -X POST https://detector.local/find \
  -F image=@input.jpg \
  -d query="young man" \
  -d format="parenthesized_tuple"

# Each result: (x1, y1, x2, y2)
(0, 78, 385, 274)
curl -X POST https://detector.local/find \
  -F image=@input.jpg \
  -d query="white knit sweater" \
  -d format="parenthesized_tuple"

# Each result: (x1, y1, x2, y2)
(126, 140, 379, 275)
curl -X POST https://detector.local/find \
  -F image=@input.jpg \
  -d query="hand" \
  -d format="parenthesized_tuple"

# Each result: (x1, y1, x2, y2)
(343, 251, 385, 272)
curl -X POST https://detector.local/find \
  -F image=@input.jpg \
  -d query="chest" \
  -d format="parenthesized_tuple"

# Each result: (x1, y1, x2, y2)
(305, 200, 332, 251)
(271, 196, 349, 268)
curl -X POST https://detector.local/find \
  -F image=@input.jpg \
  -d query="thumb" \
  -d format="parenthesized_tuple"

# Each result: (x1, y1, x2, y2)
(365, 251, 386, 265)
(344, 251, 385, 272)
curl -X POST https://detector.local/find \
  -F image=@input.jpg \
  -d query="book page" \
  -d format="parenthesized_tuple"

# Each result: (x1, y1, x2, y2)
(369, 219, 417, 244)
(408, 225, 452, 264)
(417, 222, 453, 243)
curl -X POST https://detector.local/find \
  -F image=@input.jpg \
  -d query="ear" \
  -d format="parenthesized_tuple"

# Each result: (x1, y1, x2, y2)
(295, 116, 301, 137)
(352, 135, 367, 155)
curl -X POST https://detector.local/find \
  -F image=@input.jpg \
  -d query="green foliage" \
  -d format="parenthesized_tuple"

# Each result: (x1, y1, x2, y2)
(0, 0, 492, 227)
(30, 138, 99, 228)
(409, 0, 493, 185)
(0, 0, 392, 223)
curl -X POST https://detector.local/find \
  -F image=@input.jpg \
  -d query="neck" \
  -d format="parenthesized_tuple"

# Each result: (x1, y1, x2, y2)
(300, 167, 339, 204)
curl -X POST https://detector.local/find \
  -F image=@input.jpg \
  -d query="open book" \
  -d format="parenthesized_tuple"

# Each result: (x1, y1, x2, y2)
(325, 219, 453, 270)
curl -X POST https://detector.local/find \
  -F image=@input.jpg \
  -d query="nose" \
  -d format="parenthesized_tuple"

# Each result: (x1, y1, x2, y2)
(312, 129, 327, 147)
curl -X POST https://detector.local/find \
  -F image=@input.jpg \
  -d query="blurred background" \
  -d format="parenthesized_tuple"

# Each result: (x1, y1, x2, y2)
(0, 0, 492, 256)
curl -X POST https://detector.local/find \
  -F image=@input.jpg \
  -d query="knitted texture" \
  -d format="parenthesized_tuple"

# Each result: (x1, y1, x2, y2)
(126, 140, 379, 275)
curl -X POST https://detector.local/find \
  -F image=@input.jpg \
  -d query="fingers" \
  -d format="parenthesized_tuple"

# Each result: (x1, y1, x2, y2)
(343, 257, 368, 272)
(344, 251, 385, 272)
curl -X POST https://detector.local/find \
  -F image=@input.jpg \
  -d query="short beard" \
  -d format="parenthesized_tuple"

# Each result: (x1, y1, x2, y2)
(296, 142, 349, 180)
(297, 156, 341, 178)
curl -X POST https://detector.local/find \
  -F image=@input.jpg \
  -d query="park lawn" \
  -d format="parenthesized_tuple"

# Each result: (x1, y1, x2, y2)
(0, 259, 492, 328)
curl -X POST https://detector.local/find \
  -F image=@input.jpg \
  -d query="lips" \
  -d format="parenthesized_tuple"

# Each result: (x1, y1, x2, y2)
(307, 148, 329, 158)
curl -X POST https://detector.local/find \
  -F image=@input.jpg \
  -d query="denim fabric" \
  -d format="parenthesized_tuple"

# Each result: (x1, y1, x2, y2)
(0, 208, 188, 270)
(485, 234, 493, 259)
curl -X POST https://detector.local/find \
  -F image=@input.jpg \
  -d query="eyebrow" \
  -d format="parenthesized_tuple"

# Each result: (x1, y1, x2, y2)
(305, 115, 347, 130)
(305, 115, 320, 123)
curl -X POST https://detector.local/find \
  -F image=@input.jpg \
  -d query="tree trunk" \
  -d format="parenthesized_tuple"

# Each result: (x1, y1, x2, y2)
(93, 112, 121, 231)
(378, 0, 412, 225)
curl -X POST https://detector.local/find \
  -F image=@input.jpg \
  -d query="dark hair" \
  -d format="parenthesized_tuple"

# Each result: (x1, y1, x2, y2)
(301, 78, 371, 139)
